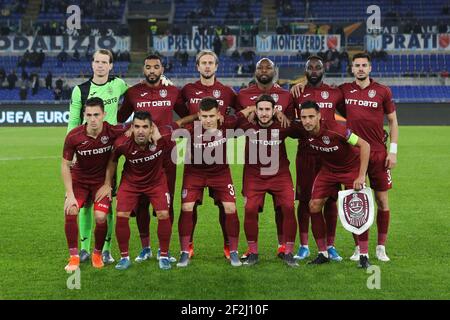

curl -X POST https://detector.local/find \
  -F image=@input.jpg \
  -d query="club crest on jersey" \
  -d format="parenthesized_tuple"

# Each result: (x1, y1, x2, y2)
(322, 136, 330, 145)
(107, 87, 113, 95)
(321, 91, 329, 99)
(213, 90, 221, 98)
(101, 136, 109, 144)
(368, 90, 376, 98)
(271, 93, 279, 103)
(159, 89, 168, 98)
(149, 143, 157, 152)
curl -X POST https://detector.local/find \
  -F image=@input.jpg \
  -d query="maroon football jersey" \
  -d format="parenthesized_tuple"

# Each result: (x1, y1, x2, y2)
(117, 83, 186, 125)
(236, 84, 295, 119)
(112, 127, 175, 188)
(181, 79, 237, 115)
(183, 115, 239, 175)
(238, 118, 300, 177)
(63, 122, 127, 184)
(295, 82, 345, 152)
(339, 79, 396, 152)
(305, 120, 360, 173)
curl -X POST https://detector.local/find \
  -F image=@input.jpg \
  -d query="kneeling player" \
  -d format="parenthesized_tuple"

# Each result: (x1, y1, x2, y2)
(176, 97, 251, 267)
(299, 101, 372, 268)
(62, 97, 129, 271)
(238, 95, 300, 267)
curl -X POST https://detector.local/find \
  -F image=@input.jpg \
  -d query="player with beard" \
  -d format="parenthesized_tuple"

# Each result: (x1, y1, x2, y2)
(291, 55, 346, 263)
(117, 54, 186, 264)
(299, 101, 372, 268)
(237, 58, 295, 260)
(339, 53, 398, 262)
(180, 50, 237, 260)
(237, 95, 301, 267)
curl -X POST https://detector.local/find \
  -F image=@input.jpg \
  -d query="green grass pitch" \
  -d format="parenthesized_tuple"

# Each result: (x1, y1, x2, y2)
(0, 126, 449, 300)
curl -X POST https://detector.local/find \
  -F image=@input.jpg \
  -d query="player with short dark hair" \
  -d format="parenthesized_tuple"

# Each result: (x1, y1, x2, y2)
(237, 57, 295, 260)
(299, 101, 372, 268)
(180, 50, 238, 260)
(237, 94, 301, 267)
(291, 55, 346, 262)
(99, 111, 195, 270)
(176, 97, 253, 268)
(117, 53, 185, 264)
(339, 52, 398, 262)
(61, 98, 129, 271)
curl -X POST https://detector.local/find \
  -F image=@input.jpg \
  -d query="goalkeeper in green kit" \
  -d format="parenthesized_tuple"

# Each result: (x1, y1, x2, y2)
(66, 49, 128, 264)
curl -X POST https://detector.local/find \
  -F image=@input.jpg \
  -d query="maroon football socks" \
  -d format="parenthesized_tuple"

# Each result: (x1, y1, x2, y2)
(65, 214, 78, 256)
(377, 209, 390, 245)
(116, 216, 130, 257)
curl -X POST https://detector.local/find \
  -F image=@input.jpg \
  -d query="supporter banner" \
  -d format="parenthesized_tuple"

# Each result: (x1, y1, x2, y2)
(0, 104, 69, 126)
(0, 36, 130, 53)
(152, 35, 236, 53)
(366, 33, 450, 51)
(256, 34, 341, 53)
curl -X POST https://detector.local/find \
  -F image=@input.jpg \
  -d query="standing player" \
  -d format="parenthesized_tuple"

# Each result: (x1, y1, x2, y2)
(67, 49, 128, 265)
(292, 55, 345, 262)
(117, 54, 186, 263)
(180, 50, 237, 260)
(237, 95, 300, 267)
(339, 52, 398, 262)
(237, 57, 295, 259)
(62, 98, 129, 271)
(298, 101, 372, 268)
(99, 111, 193, 270)
(176, 97, 244, 268)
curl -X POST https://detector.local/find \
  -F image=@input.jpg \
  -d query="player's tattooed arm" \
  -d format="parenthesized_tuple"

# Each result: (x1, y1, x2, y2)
(95, 157, 117, 202)
(385, 111, 399, 169)
(61, 158, 78, 214)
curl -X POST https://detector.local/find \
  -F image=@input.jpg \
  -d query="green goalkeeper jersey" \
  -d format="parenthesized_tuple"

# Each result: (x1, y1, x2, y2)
(67, 76, 128, 133)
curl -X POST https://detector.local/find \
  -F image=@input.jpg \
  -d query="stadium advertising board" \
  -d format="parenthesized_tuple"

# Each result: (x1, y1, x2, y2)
(366, 33, 450, 51)
(0, 36, 131, 53)
(0, 104, 69, 126)
(256, 34, 341, 53)
(152, 35, 236, 53)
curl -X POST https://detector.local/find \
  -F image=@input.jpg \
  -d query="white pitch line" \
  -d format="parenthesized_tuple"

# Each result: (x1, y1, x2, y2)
(0, 156, 59, 161)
